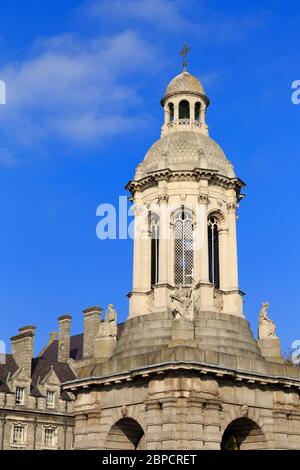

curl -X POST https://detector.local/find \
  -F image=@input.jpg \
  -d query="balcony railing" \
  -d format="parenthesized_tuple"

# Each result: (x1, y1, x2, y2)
(166, 119, 202, 129)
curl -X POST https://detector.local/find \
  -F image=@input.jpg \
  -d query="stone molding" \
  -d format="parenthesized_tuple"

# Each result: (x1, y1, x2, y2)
(126, 168, 245, 196)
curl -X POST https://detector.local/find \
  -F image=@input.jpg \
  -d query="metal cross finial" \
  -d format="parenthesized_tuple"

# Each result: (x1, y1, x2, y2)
(180, 43, 190, 71)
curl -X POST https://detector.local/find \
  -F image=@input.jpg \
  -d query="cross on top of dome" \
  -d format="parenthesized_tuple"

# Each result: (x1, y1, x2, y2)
(180, 43, 190, 71)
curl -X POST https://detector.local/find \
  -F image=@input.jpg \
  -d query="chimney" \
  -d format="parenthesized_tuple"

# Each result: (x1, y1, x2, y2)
(83, 307, 102, 358)
(11, 325, 36, 378)
(58, 315, 72, 363)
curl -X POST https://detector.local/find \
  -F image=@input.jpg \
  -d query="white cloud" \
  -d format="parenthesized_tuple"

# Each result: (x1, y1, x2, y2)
(0, 0, 270, 167)
(86, 0, 190, 32)
(0, 30, 159, 165)
(85, 0, 269, 41)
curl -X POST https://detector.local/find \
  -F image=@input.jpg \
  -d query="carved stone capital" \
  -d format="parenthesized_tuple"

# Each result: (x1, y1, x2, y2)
(198, 193, 209, 205)
(132, 204, 146, 216)
(157, 193, 169, 204)
(227, 201, 238, 213)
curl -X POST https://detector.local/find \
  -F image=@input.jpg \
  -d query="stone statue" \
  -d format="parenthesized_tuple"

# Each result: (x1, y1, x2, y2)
(258, 302, 277, 339)
(171, 287, 193, 321)
(98, 304, 118, 338)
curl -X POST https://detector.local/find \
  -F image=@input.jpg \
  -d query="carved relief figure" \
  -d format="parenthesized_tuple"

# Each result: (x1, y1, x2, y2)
(258, 302, 277, 339)
(98, 304, 118, 338)
(241, 405, 249, 418)
(171, 287, 193, 320)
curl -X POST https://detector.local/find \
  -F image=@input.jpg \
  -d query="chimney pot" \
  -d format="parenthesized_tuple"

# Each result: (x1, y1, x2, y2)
(83, 306, 102, 358)
(58, 315, 72, 363)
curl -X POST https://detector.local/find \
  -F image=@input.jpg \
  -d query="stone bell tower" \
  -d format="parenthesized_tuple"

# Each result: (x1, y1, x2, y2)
(66, 52, 300, 452)
(127, 64, 245, 320)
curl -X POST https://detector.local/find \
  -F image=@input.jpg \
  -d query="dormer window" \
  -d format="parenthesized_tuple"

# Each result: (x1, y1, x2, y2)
(46, 390, 55, 408)
(15, 387, 25, 406)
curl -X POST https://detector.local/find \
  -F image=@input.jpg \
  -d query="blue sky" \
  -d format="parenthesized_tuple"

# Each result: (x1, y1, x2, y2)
(0, 0, 299, 355)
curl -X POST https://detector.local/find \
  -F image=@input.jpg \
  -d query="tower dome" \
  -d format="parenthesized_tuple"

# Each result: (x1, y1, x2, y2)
(163, 71, 206, 100)
(135, 131, 235, 180)
(134, 67, 234, 180)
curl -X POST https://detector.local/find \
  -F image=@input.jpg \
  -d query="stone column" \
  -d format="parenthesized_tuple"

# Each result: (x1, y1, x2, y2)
(86, 410, 102, 450)
(200, 106, 206, 126)
(145, 399, 162, 450)
(154, 195, 171, 312)
(187, 397, 204, 449)
(73, 413, 88, 450)
(287, 412, 300, 449)
(129, 201, 151, 317)
(190, 103, 195, 129)
(160, 397, 178, 450)
(194, 193, 214, 311)
(197, 193, 209, 283)
(158, 196, 169, 285)
(273, 410, 289, 449)
(174, 103, 179, 122)
(132, 204, 151, 292)
(227, 201, 239, 290)
(203, 400, 221, 449)
(164, 106, 169, 125)
(218, 228, 229, 290)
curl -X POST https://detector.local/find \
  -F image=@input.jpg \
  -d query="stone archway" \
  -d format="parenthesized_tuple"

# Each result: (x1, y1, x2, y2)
(221, 418, 267, 450)
(105, 418, 145, 450)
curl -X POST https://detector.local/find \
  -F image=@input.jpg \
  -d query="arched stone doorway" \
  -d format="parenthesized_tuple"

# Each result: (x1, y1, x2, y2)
(221, 418, 267, 450)
(105, 418, 145, 450)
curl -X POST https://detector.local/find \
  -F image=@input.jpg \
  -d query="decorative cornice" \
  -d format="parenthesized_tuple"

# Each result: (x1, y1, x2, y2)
(161, 90, 210, 107)
(126, 168, 245, 197)
(62, 359, 300, 393)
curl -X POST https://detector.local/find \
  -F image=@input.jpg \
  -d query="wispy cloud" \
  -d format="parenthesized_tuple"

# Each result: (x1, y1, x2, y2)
(0, 0, 270, 167)
(85, 0, 269, 41)
(84, 0, 190, 33)
(0, 29, 159, 166)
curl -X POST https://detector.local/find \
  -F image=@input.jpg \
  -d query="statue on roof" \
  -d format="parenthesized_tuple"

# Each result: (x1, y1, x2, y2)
(258, 302, 277, 339)
(98, 304, 118, 338)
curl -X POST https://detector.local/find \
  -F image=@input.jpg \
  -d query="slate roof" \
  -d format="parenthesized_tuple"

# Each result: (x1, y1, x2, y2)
(0, 355, 18, 393)
(0, 324, 124, 398)
(40, 334, 84, 362)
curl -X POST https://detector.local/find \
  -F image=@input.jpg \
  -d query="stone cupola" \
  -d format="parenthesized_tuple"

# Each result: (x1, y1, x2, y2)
(160, 70, 209, 137)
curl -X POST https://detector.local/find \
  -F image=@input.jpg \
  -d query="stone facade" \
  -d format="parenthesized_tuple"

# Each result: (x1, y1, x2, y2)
(0, 321, 75, 450)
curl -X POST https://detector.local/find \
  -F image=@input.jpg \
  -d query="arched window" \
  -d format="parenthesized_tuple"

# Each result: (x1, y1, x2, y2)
(174, 208, 193, 285)
(150, 213, 159, 286)
(208, 216, 220, 289)
(168, 103, 174, 122)
(179, 100, 190, 119)
(195, 102, 201, 121)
